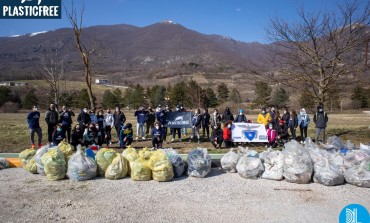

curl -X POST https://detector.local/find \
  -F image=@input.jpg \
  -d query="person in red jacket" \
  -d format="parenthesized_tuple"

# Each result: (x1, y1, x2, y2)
(266, 123, 277, 148)
(223, 121, 233, 148)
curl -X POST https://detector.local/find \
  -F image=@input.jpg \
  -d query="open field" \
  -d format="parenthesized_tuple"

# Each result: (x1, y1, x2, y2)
(0, 111, 369, 153)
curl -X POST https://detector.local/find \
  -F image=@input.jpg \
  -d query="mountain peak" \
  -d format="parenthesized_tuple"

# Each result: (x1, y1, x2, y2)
(161, 19, 176, 25)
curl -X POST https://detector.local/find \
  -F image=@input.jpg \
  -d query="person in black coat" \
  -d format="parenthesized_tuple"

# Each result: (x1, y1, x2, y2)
(211, 123, 223, 148)
(52, 124, 65, 146)
(113, 107, 126, 141)
(71, 124, 84, 150)
(201, 108, 211, 140)
(145, 107, 156, 136)
(45, 103, 59, 144)
(288, 110, 298, 140)
(313, 104, 329, 143)
(189, 108, 203, 144)
(281, 107, 290, 129)
(77, 108, 91, 130)
(276, 119, 289, 146)
(151, 122, 163, 149)
(59, 106, 75, 143)
(222, 107, 234, 124)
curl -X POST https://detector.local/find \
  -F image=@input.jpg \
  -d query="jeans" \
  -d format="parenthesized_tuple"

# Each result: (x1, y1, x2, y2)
(289, 127, 296, 140)
(105, 126, 112, 145)
(29, 128, 42, 145)
(136, 123, 145, 138)
(162, 127, 168, 141)
(191, 127, 200, 141)
(315, 128, 326, 143)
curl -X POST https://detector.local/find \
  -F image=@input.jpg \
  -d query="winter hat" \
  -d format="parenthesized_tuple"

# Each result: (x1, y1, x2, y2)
(301, 108, 306, 113)
(279, 119, 285, 125)
(239, 109, 244, 113)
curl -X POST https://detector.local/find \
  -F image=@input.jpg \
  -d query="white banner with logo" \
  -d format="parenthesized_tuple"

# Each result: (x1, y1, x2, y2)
(231, 123, 268, 142)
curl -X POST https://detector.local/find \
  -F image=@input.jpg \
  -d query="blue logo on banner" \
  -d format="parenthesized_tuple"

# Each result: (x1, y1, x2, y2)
(1, 0, 61, 19)
(339, 204, 369, 223)
(243, 130, 256, 141)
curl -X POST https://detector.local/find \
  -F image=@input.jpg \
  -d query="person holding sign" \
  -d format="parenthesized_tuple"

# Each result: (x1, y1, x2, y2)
(257, 107, 272, 129)
(189, 109, 203, 144)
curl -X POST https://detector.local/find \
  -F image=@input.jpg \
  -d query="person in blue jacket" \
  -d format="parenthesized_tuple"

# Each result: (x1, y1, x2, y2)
(52, 124, 65, 146)
(298, 108, 310, 143)
(155, 105, 167, 141)
(134, 106, 148, 141)
(27, 105, 42, 149)
(189, 108, 203, 144)
(58, 105, 75, 143)
(151, 122, 163, 149)
(119, 123, 133, 148)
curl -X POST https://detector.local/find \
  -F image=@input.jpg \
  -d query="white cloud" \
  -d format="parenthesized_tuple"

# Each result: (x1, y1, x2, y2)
(236, 8, 241, 12)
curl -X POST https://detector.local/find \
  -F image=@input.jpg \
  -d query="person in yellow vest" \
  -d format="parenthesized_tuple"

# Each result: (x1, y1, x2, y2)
(257, 107, 272, 129)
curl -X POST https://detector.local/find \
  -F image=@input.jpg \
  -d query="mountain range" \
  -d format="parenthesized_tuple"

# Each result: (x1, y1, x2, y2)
(0, 20, 267, 82)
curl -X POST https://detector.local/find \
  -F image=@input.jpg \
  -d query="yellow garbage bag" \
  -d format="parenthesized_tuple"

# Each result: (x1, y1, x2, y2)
(19, 148, 36, 167)
(138, 147, 153, 160)
(24, 157, 37, 174)
(130, 158, 152, 181)
(96, 148, 117, 176)
(41, 148, 67, 181)
(58, 141, 74, 162)
(105, 155, 129, 180)
(150, 150, 174, 182)
(122, 146, 138, 162)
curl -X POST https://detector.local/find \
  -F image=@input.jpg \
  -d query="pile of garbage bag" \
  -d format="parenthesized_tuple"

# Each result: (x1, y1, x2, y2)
(41, 148, 67, 181)
(261, 149, 284, 181)
(187, 148, 212, 178)
(163, 148, 186, 178)
(150, 150, 174, 182)
(282, 140, 313, 184)
(105, 155, 128, 180)
(67, 145, 97, 181)
(221, 148, 241, 173)
(19, 148, 36, 167)
(96, 148, 117, 176)
(34, 145, 50, 175)
(58, 141, 74, 162)
(0, 157, 9, 170)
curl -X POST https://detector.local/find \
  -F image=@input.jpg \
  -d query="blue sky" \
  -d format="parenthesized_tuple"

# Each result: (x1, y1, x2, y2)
(0, 0, 366, 42)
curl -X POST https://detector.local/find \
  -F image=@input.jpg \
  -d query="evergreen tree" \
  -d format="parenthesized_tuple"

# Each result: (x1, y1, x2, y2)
(170, 81, 189, 108)
(204, 87, 218, 108)
(229, 88, 242, 103)
(351, 85, 368, 109)
(22, 90, 39, 109)
(112, 88, 123, 102)
(253, 81, 271, 107)
(217, 83, 230, 103)
(153, 86, 166, 107)
(102, 90, 117, 108)
(269, 87, 289, 109)
(299, 89, 315, 112)
(76, 89, 96, 109)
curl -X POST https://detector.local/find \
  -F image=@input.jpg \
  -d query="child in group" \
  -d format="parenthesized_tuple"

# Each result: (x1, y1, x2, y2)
(83, 124, 97, 147)
(119, 123, 133, 148)
(266, 123, 277, 148)
(52, 124, 65, 146)
(151, 122, 163, 149)
(71, 124, 84, 149)
(223, 121, 233, 148)
(211, 123, 223, 148)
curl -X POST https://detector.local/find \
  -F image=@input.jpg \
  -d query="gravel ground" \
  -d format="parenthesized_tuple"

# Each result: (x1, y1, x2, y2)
(0, 168, 369, 223)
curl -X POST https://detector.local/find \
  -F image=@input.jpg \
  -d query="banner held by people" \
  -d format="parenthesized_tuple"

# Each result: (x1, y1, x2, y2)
(232, 123, 268, 142)
(165, 112, 192, 128)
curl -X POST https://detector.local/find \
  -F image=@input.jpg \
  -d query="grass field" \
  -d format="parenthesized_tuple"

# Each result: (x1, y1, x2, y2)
(0, 111, 369, 153)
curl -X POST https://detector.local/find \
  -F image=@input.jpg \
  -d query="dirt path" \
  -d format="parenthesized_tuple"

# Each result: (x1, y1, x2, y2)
(0, 168, 369, 223)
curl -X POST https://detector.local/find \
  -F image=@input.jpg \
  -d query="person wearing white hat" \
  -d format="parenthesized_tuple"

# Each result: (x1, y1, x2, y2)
(298, 108, 311, 143)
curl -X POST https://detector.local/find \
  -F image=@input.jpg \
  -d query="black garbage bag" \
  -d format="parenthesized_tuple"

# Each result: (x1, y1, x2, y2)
(187, 148, 212, 178)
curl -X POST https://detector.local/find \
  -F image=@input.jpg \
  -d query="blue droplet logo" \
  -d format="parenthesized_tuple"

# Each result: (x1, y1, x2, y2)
(339, 204, 370, 223)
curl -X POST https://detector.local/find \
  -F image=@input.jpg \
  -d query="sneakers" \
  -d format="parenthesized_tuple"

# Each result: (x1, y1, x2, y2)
(38, 144, 43, 148)
(197, 140, 200, 144)
(142, 137, 146, 140)
(188, 139, 192, 144)
(31, 144, 36, 149)
(171, 138, 175, 142)
(135, 137, 139, 141)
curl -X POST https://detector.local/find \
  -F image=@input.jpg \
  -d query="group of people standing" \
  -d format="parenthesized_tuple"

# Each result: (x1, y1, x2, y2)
(26, 102, 328, 150)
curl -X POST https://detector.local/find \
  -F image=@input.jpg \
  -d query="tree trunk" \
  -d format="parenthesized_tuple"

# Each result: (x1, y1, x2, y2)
(85, 70, 94, 110)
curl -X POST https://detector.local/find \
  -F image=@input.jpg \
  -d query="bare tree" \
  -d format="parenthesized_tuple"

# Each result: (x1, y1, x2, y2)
(262, 0, 369, 104)
(65, 2, 99, 110)
(36, 43, 72, 105)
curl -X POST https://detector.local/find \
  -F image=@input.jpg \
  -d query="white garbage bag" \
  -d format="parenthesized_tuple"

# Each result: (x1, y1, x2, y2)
(261, 150, 284, 181)
(236, 156, 264, 179)
(221, 148, 241, 173)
